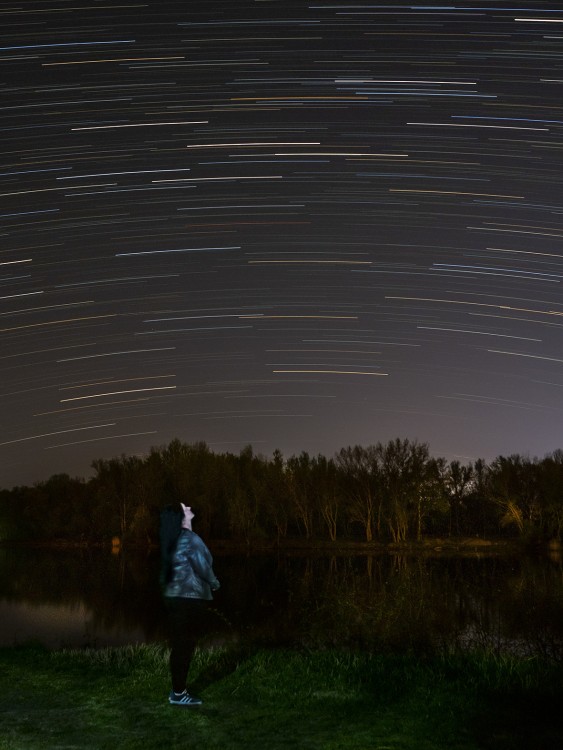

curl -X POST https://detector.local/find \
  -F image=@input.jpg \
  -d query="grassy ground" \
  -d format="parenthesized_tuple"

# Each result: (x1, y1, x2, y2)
(0, 643, 561, 750)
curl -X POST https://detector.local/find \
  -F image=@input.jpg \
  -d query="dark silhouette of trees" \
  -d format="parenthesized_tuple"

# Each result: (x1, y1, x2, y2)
(226, 445, 262, 543)
(414, 456, 449, 542)
(538, 450, 563, 540)
(314, 455, 340, 542)
(91, 455, 144, 539)
(1, 437, 562, 545)
(262, 449, 290, 542)
(286, 452, 318, 539)
(0, 474, 89, 542)
(463, 457, 497, 538)
(444, 460, 474, 536)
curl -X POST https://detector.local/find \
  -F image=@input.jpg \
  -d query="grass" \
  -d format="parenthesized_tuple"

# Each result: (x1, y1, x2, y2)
(0, 643, 561, 750)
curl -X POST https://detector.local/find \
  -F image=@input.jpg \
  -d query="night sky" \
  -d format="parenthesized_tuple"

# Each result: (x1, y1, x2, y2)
(2, 1, 563, 489)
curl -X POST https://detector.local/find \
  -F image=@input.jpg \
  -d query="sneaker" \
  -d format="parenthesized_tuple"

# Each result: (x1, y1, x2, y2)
(169, 690, 203, 706)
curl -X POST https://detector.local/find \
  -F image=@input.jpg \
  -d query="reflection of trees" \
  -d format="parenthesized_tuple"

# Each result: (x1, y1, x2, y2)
(278, 554, 563, 656)
(0, 549, 561, 655)
(0, 547, 167, 644)
(498, 557, 563, 658)
(284, 554, 454, 651)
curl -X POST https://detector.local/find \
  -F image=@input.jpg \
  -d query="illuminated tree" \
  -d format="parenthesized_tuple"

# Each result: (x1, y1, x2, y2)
(336, 445, 381, 542)
(375, 438, 440, 542)
(488, 455, 542, 538)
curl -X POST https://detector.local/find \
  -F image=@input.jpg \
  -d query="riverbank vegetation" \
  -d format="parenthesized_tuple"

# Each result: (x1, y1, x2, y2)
(1, 438, 562, 546)
(0, 643, 561, 750)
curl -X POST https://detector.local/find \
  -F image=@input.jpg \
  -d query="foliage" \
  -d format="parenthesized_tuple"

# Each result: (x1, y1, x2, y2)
(1, 438, 563, 544)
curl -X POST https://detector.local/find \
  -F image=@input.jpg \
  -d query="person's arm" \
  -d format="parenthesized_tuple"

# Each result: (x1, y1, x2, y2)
(188, 537, 220, 589)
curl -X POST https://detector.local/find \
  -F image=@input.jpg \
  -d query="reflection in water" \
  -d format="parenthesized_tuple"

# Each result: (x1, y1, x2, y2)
(0, 546, 561, 657)
(0, 600, 146, 648)
(0, 601, 87, 647)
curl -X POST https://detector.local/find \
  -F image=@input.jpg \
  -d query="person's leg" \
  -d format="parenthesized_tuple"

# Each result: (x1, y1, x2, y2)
(166, 598, 207, 695)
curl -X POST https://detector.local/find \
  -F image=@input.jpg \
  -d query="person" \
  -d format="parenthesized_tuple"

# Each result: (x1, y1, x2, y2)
(159, 502, 220, 706)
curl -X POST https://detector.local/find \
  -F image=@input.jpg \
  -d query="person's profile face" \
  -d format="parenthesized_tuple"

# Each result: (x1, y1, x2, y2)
(181, 503, 195, 528)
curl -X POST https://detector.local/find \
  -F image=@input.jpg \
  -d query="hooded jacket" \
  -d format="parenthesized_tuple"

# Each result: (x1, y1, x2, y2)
(163, 529, 220, 601)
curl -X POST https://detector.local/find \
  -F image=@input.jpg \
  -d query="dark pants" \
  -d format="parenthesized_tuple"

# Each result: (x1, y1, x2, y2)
(165, 597, 209, 693)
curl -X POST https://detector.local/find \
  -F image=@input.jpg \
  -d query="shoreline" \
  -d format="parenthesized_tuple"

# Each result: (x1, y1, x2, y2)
(0, 535, 553, 557)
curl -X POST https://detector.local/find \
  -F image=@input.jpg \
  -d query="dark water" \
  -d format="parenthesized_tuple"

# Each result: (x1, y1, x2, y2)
(0, 545, 561, 657)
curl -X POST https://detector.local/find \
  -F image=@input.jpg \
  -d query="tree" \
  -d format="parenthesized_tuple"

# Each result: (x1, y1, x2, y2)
(444, 460, 474, 536)
(226, 445, 261, 543)
(91, 455, 144, 539)
(313, 455, 340, 541)
(12, 474, 91, 541)
(286, 452, 318, 539)
(414, 456, 449, 541)
(376, 438, 439, 542)
(463, 458, 495, 537)
(534, 451, 563, 540)
(488, 455, 542, 538)
(262, 449, 290, 542)
(336, 445, 381, 541)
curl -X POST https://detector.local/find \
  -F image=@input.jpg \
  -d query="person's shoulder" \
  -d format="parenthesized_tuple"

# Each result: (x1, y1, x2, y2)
(188, 531, 210, 550)
(175, 529, 190, 548)
(181, 529, 200, 544)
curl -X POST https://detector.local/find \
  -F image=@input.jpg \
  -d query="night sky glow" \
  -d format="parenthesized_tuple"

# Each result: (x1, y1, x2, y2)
(2, 1, 563, 488)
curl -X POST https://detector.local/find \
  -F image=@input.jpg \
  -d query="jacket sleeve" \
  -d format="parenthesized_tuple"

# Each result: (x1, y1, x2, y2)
(188, 536, 220, 588)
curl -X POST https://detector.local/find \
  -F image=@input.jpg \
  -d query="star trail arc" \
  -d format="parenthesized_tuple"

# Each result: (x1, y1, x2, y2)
(1, 0, 562, 488)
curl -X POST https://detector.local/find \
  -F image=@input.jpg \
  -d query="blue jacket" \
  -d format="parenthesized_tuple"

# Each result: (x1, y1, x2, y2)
(164, 529, 220, 601)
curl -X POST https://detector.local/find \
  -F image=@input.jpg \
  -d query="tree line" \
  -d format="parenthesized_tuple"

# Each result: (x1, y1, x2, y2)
(1, 438, 562, 545)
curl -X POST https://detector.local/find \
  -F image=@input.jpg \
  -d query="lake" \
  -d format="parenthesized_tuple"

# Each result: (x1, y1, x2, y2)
(0, 545, 561, 657)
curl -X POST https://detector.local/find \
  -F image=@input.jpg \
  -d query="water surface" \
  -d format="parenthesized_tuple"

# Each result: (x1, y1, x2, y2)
(0, 546, 561, 656)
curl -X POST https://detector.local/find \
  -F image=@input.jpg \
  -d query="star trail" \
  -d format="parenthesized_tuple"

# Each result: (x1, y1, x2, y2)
(2, 1, 563, 488)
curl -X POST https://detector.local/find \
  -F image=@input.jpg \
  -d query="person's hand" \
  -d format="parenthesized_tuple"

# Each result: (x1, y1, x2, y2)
(211, 579, 220, 591)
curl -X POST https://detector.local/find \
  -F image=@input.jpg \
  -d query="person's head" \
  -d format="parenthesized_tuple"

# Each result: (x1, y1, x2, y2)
(180, 503, 194, 530)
